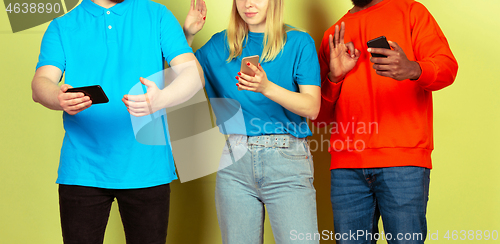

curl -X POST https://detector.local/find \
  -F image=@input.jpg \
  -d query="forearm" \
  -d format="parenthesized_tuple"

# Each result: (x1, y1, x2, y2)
(161, 60, 204, 108)
(262, 82, 320, 120)
(31, 76, 63, 110)
(183, 29, 195, 47)
(311, 76, 343, 126)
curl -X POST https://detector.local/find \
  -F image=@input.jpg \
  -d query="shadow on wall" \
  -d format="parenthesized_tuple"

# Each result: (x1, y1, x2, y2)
(309, 122, 336, 244)
(167, 175, 220, 244)
(304, 2, 348, 243)
(305, 2, 337, 50)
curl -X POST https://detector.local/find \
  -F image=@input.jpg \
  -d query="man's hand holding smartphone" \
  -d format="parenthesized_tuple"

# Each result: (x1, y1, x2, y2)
(367, 36, 422, 81)
(61, 85, 109, 115)
(59, 84, 92, 115)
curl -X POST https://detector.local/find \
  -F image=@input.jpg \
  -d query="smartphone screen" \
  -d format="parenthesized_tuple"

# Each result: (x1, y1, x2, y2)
(367, 36, 391, 58)
(66, 85, 109, 104)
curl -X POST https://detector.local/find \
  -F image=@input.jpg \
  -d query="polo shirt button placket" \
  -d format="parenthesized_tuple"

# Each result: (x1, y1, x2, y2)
(104, 10, 117, 43)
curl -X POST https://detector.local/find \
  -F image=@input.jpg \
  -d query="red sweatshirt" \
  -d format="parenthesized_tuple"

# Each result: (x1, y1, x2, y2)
(314, 0, 458, 169)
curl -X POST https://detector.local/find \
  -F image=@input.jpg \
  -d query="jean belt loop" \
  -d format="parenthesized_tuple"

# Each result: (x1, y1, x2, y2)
(243, 135, 249, 145)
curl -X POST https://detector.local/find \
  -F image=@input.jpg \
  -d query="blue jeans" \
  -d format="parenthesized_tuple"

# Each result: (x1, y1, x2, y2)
(330, 167, 430, 244)
(215, 134, 319, 244)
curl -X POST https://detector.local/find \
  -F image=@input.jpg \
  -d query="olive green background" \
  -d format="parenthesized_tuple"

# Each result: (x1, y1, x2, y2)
(1, 0, 499, 243)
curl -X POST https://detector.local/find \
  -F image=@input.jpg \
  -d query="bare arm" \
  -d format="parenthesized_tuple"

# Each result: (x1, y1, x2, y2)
(122, 53, 205, 117)
(162, 52, 205, 107)
(262, 84, 320, 120)
(31, 65, 91, 114)
(237, 63, 320, 120)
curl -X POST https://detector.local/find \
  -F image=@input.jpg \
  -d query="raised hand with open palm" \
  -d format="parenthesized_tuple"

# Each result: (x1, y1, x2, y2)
(183, 0, 207, 45)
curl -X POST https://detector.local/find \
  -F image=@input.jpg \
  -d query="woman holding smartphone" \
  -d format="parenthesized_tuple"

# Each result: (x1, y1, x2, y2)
(184, 0, 320, 243)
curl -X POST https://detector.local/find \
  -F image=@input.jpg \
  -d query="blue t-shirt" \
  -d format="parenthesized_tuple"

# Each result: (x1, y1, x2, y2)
(195, 30, 320, 138)
(36, 0, 192, 189)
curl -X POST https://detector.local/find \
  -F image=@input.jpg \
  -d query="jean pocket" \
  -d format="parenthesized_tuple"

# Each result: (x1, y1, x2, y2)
(277, 141, 308, 160)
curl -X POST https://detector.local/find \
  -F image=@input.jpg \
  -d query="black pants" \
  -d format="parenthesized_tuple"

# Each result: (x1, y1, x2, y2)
(58, 184, 170, 244)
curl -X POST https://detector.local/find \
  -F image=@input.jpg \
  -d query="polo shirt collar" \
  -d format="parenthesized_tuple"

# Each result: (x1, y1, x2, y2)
(82, 0, 132, 17)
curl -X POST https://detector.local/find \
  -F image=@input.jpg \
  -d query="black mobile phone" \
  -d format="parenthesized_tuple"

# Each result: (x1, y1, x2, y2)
(66, 85, 109, 104)
(367, 36, 391, 58)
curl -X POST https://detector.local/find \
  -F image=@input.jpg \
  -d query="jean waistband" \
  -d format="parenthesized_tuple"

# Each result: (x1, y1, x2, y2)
(246, 134, 303, 148)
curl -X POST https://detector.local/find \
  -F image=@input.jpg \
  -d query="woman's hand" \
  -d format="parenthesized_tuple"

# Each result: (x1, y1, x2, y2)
(236, 62, 274, 94)
(236, 62, 320, 119)
(183, 0, 207, 45)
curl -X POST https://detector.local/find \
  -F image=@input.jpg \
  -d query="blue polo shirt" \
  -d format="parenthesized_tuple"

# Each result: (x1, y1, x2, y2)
(36, 0, 192, 189)
(195, 30, 320, 138)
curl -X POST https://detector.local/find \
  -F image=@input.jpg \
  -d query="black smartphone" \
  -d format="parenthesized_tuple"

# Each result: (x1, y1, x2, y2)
(66, 85, 109, 104)
(367, 36, 391, 58)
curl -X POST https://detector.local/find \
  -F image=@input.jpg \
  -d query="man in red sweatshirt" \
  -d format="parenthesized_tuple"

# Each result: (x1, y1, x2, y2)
(314, 0, 458, 243)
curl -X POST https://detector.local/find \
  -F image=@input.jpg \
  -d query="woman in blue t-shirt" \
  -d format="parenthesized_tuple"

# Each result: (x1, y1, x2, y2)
(184, 0, 321, 242)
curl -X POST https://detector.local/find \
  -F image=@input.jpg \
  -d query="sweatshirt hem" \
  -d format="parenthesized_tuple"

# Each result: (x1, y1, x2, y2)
(329, 147, 432, 169)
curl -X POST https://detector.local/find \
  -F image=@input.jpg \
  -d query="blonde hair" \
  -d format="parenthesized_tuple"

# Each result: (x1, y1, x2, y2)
(226, 0, 293, 63)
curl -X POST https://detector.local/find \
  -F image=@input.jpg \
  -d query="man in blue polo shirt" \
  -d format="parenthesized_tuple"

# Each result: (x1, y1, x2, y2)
(31, 0, 203, 243)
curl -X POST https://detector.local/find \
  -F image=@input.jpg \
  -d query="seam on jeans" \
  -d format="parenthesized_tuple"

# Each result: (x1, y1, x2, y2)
(302, 140, 316, 188)
(370, 198, 377, 238)
(303, 140, 314, 175)
(423, 168, 430, 211)
(367, 168, 376, 238)
(251, 145, 259, 190)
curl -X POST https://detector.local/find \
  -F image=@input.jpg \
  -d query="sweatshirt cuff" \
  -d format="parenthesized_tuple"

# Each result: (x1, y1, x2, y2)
(415, 61, 436, 88)
(321, 75, 343, 102)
